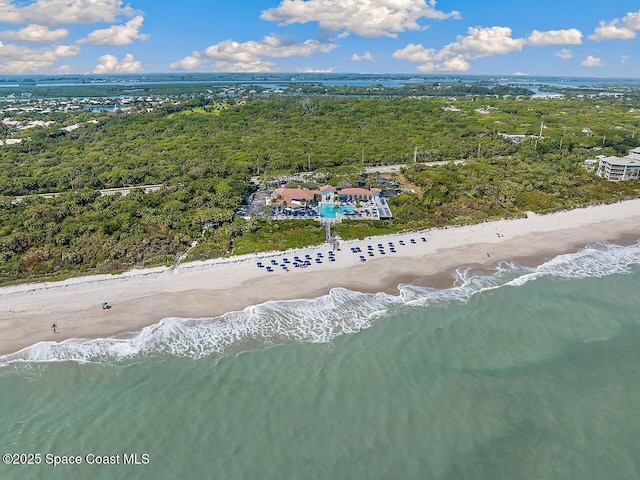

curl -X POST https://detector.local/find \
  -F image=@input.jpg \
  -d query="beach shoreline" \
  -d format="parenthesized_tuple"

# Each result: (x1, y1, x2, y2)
(2, 200, 640, 356)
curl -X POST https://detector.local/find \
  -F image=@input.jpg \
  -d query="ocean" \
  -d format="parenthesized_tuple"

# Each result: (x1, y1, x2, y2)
(1, 240, 639, 480)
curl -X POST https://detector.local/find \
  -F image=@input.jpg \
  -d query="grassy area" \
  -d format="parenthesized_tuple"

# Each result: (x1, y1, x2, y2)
(332, 220, 406, 240)
(231, 220, 326, 255)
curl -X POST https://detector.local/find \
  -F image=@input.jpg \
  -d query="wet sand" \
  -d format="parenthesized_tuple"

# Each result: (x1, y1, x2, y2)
(1, 200, 639, 355)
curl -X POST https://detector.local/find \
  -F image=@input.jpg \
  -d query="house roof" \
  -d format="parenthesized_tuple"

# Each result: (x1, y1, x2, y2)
(272, 185, 377, 208)
(274, 188, 316, 208)
(600, 156, 640, 167)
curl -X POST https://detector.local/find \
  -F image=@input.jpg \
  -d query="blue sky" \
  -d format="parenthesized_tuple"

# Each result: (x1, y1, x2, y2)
(0, 0, 639, 76)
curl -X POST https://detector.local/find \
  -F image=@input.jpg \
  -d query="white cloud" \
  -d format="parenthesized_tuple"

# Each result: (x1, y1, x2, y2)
(394, 26, 525, 72)
(203, 35, 336, 62)
(581, 55, 603, 67)
(54, 44, 80, 57)
(0, 24, 69, 42)
(0, 0, 141, 72)
(79, 16, 148, 46)
(527, 28, 582, 46)
(0, 42, 79, 73)
(169, 35, 336, 72)
(351, 51, 373, 61)
(621, 55, 630, 63)
(623, 10, 640, 29)
(55, 64, 73, 73)
(443, 26, 526, 59)
(393, 43, 465, 71)
(589, 10, 640, 41)
(556, 48, 573, 60)
(426, 55, 470, 72)
(260, 0, 460, 38)
(392, 43, 440, 64)
(92, 53, 142, 73)
(2, 0, 136, 26)
(169, 55, 202, 71)
(171, 35, 336, 72)
(0, 0, 25, 23)
(589, 20, 635, 41)
(395, 25, 590, 72)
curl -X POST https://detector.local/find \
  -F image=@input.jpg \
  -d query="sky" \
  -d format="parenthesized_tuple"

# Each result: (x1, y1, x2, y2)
(1, 0, 640, 77)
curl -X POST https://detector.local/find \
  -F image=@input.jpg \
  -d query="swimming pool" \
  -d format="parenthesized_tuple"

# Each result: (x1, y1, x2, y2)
(318, 204, 356, 219)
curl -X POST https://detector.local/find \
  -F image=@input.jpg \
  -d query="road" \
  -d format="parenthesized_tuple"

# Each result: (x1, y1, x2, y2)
(364, 160, 465, 174)
(11, 184, 163, 204)
(250, 160, 466, 184)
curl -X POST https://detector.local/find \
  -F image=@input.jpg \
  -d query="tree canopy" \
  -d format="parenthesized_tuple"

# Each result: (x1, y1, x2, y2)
(1, 92, 639, 284)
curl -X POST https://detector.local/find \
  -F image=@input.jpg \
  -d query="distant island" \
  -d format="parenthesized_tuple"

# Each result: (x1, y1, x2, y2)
(2, 72, 640, 98)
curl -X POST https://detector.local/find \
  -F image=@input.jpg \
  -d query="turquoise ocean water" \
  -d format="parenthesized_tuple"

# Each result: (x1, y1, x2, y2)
(1, 240, 640, 480)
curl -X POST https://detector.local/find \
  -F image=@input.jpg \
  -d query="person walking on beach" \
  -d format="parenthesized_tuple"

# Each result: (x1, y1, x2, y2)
(51, 323, 58, 334)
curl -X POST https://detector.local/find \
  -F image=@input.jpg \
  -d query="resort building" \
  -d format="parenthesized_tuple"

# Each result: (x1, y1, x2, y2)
(273, 185, 379, 208)
(596, 147, 640, 181)
(272, 187, 315, 209)
(270, 185, 393, 221)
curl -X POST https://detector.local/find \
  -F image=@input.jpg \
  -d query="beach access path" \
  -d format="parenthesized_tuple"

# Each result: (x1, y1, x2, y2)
(1, 199, 640, 356)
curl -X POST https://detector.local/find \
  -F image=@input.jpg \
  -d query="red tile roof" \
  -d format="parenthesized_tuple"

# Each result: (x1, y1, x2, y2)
(274, 188, 316, 208)
(273, 186, 376, 208)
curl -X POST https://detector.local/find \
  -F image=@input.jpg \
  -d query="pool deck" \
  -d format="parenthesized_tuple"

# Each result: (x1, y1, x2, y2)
(270, 199, 390, 221)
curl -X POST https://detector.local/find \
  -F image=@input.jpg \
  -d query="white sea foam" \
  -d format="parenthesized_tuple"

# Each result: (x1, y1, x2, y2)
(398, 260, 533, 307)
(0, 288, 397, 364)
(2, 240, 639, 365)
(538, 241, 640, 279)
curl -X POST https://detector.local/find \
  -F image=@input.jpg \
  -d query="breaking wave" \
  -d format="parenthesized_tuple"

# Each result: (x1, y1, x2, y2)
(2, 240, 639, 365)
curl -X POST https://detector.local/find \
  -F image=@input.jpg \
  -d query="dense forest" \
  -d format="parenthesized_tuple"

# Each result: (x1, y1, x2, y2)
(1, 92, 639, 285)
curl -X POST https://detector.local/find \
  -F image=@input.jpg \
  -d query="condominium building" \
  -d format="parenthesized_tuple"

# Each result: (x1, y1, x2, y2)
(596, 148, 640, 181)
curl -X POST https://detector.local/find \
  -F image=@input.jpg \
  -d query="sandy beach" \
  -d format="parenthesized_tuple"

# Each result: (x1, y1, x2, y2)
(1, 199, 640, 356)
